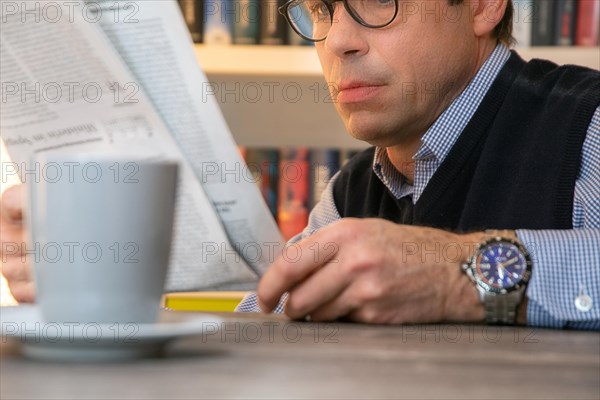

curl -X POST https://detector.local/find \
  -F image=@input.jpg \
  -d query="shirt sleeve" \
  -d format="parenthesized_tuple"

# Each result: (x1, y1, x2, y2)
(235, 172, 343, 313)
(517, 106, 600, 331)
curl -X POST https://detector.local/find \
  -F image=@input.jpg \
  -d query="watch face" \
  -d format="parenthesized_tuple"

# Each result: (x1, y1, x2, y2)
(475, 241, 528, 290)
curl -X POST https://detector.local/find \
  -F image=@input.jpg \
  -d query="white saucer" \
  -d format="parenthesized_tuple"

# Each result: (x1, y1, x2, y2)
(0, 305, 222, 362)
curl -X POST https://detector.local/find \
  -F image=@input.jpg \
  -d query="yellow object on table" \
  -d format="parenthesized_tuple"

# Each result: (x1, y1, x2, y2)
(162, 292, 249, 312)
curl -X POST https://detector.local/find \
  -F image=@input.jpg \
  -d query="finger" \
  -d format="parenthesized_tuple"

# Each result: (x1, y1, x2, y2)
(257, 227, 341, 312)
(1, 256, 32, 284)
(308, 286, 359, 322)
(0, 222, 25, 252)
(284, 259, 349, 320)
(7, 280, 36, 303)
(1, 184, 25, 223)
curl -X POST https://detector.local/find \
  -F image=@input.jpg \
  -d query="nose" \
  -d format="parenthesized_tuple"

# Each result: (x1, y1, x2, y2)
(323, 2, 369, 58)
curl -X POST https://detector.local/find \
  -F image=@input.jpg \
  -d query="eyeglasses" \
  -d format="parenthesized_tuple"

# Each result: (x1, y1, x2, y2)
(278, 0, 399, 42)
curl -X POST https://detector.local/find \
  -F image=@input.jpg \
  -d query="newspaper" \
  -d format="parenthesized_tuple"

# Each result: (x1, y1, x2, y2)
(0, 0, 284, 291)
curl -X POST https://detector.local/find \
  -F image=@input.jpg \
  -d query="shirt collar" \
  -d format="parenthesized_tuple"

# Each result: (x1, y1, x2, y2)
(373, 146, 410, 199)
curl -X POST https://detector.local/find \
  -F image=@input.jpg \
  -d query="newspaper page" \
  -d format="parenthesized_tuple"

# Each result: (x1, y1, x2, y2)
(0, 0, 260, 290)
(91, 0, 284, 275)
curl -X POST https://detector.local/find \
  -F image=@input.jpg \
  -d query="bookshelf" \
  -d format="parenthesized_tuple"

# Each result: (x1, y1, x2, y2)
(195, 45, 600, 148)
(196, 45, 600, 76)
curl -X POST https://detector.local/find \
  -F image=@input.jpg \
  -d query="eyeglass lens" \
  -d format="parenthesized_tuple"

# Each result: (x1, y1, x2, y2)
(285, 0, 397, 41)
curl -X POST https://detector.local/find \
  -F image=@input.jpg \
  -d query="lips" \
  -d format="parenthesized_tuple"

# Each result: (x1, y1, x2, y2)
(337, 81, 382, 91)
(335, 80, 385, 103)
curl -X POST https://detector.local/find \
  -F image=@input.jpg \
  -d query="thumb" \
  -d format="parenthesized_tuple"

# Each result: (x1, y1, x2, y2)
(1, 184, 25, 222)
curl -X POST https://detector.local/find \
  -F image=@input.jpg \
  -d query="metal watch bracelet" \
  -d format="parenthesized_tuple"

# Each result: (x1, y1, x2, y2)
(480, 288, 525, 325)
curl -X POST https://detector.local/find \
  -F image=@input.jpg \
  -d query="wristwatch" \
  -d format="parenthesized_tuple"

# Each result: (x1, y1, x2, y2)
(462, 232, 532, 325)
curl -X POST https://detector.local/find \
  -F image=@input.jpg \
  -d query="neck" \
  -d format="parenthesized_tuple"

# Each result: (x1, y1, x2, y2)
(386, 40, 498, 185)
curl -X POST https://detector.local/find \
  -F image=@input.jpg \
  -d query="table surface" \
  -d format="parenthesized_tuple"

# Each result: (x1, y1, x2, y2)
(1, 311, 599, 400)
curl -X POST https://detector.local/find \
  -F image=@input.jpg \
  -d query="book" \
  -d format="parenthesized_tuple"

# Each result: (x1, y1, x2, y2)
(244, 148, 280, 219)
(576, 0, 600, 46)
(512, 0, 534, 47)
(309, 149, 340, 209)
(241, 147, 348, 231)
(260, 0, 288, 45)
(532, 0, 556, 46)
(0, 1, 283, 291)
(278, 148, 310, 240)
(233, 0, 260, 44)
(554, 0, 577, 46)
(204, 0, 234, 44)
(162, 291, 249, 311)
(178, 0, 204, 43)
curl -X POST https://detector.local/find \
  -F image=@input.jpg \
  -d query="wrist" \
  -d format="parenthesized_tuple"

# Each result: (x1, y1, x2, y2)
(446, 271, 486, 322)
(443, 232, 488, 322)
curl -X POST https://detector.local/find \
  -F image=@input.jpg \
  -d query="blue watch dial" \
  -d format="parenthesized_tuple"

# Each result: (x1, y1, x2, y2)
(475, 241, 527, 289)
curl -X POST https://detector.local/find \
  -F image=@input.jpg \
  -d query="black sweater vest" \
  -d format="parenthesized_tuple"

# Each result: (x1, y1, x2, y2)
(333, 52, 600, 232)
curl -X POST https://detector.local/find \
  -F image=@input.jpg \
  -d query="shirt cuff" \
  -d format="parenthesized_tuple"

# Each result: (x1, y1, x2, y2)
(516, 229, 600, 329)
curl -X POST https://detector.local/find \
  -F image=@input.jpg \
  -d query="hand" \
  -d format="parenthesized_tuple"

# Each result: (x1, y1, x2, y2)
(0, 184, 35, 302)
(505, 257, 519, 266)
(258, 218, 486, 324)
(497, 263, 505, 280)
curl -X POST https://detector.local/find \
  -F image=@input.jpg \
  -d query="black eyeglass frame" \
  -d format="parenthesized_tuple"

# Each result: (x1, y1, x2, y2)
(278, 0, 400, 42)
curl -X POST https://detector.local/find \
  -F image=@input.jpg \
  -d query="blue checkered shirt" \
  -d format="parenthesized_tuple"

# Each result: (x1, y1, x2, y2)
(237, 44, 600, 330)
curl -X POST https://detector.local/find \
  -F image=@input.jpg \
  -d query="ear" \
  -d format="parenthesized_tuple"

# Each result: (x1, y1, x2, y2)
(471, 0, 508, 39)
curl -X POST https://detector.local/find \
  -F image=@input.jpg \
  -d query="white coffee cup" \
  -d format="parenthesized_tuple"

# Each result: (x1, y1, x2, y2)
(26, 154, 178, 324)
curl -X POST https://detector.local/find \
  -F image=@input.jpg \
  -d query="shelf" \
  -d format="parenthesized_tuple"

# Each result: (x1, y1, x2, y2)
(196, 45, 321, 77)
(196, 45, 600, 76)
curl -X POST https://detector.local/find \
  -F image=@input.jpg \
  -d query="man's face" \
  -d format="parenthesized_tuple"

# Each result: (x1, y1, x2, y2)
(316, 0, 481, 147)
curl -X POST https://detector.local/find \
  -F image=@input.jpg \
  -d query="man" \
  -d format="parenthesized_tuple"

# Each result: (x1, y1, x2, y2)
(2, 0, 599, 329)
(237, 0, 600, 329)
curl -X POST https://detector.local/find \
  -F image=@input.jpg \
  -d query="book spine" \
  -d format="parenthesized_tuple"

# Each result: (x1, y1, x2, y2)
(309, 149, 340, 209)
(278, 148, 309, 240)
(178, 0, 204, 43)
(234, 0, 260, 44)
(264, 149, 280, 220)
(512, 0, 533, 47)
(531, 0, 555, 45)
(245, 148, 279, 220)
(554, 0, 577, 46)
(259, 149, 279, 220)
(204, 0, 234, 45)
(575, 0, 600, 46)
(260, 0, 288, 45)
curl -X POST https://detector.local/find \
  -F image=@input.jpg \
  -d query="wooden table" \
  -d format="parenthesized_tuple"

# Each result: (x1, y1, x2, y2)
(1, 311, 599, 399)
